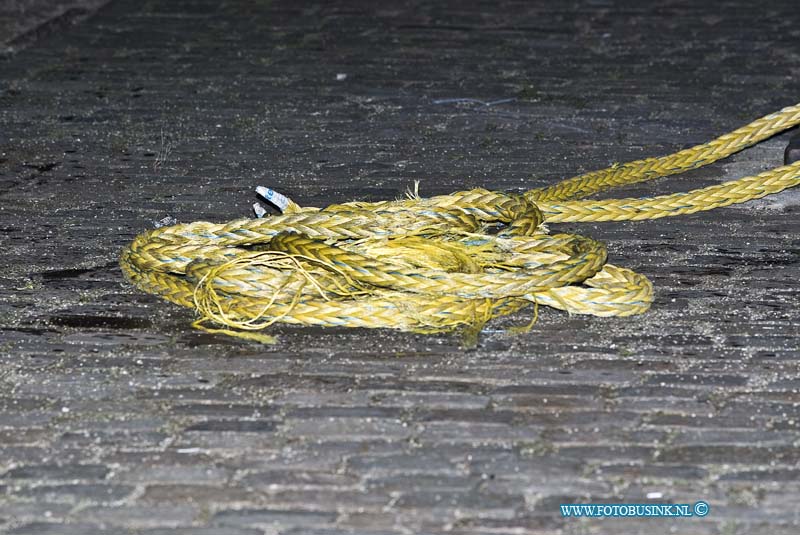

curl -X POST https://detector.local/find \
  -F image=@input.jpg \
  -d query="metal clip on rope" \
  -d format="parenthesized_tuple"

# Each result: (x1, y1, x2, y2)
(120, 103, 800, 342)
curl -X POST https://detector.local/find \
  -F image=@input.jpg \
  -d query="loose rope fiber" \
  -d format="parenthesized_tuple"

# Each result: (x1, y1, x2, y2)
(120, 103, 800, 342)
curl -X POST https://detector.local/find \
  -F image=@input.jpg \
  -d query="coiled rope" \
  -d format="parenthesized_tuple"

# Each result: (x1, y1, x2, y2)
(120, 103, 800, 342)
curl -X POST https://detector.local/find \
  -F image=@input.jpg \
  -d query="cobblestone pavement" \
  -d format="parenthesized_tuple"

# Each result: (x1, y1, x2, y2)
(1, 1, 799, 534)
(0, 0, 109, 56)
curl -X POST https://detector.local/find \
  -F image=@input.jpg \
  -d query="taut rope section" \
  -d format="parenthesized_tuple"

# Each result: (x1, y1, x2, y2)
(120, 103, 800, 341)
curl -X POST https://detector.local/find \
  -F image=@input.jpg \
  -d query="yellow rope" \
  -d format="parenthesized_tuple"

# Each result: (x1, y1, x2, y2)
(120, 103, 800, 340)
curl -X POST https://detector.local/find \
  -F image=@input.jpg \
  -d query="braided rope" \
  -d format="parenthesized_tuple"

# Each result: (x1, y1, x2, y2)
(120, 103, 800, 341)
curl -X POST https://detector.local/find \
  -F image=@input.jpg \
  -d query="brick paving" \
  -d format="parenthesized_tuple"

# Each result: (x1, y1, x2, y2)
(1, 1, 799, 534)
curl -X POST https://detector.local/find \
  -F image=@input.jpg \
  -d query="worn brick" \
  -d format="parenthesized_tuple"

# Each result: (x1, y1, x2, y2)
(283, 417, 411, 442)
(557, 445, 656, 462)
(184, 420, 277, 433)
(57, 430, 170, 448)
(348, 452, 463, 478)
(170, 404, 276, 418)
(173, 433, 281, 450)
(466, 452, 582, 479)
(139, 529, 264, 535)
(211, 509, 337, 528)
(595, 463, 708, 480)
(14, 483, 135, 502)
(644, 373, 749, 387)
(240, 470, 359, 490)
(669, 429, 795, 446)
(417, 422, 541, 445)
(659, 445, 800, 465)
(254, 489, 391, 511)
(392, 489, 523, 515)
(77, 505, 200, 528)
(114, 464, 231, 484)
(141, 484, 254, 504)
(2, 464, 110, 480)
(370, 392, 490, 410)
(0, 428, 50, 445)
(0, 446, 92, 468)
(718, 468, 800, 482)
(0, 502, 73, 523)
(8, 523, 128, 535)
(285, 406, 404, 419)
(366, 474, 476, 493)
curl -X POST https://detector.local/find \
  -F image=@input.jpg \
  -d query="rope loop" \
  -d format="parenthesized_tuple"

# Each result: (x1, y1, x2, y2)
(120, 102, 800, 341)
